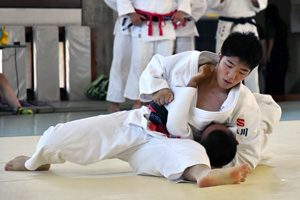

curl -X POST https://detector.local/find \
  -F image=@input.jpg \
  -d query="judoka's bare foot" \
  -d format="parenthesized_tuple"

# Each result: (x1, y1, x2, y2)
(5, 155, 51, 171)
(198, 163, 249, 187)
(108, 102, 120, 113)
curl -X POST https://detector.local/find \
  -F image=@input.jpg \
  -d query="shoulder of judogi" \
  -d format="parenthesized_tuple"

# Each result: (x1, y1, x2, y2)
(198, 51, 218, 65)
(168, 51, 217, 84)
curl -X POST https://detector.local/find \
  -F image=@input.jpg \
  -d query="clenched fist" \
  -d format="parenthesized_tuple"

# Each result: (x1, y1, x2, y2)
(153, 88, 174, 106)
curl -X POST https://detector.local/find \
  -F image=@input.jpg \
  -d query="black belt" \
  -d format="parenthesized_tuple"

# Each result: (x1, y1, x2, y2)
(219, 16, 256, 26)
(148, 102, 168, 125)
(140, 14, 172, 22)
(147, 102, 181, 138)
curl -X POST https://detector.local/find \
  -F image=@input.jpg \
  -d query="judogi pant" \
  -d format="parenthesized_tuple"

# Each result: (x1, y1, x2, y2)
(106, 19, 132, 103)
(175, 36, 195, 53)
(124, 38, 174, 100)
(25, 110, 209, 182)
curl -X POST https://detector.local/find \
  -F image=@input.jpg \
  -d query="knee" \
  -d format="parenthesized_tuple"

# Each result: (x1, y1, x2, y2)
(37, 125, 65, 150)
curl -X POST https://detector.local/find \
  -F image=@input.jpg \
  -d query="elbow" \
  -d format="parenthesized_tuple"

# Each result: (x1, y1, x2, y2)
(166, 122, 191, 138)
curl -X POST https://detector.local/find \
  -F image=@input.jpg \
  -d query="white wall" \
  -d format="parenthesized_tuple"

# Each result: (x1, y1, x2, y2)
(0, 9, 81, 26)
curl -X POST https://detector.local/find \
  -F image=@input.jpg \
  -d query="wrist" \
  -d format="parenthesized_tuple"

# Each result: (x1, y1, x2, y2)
(187, 82, 197, 88)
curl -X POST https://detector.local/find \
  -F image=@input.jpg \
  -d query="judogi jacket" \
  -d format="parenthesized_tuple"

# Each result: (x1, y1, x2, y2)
(139, 50, 281, 169)
(207, 0, 267, 40)
(117, 0, 192, 41)
(175, 0, 207, 37)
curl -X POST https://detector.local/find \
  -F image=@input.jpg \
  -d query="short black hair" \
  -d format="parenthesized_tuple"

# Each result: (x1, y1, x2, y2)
(221, 32, 263, 70)
(199, 129, 237, 168)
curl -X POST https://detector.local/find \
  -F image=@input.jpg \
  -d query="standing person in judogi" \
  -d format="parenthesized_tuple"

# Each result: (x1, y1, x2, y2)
(116, 0, 192, 110)
(206, 0, 268, 93)
(174, 0, 207, 53)
(104, 0, 133, 112)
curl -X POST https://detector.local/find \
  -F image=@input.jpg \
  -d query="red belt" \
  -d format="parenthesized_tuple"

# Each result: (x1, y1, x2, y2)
(135, 9, 179, 36)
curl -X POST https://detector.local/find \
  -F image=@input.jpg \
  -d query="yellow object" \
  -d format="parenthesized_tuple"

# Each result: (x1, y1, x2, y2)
(0, 27, 9, 45)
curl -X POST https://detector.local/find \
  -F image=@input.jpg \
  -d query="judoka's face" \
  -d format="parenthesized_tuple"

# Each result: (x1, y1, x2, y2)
(216, 53, 251, 89)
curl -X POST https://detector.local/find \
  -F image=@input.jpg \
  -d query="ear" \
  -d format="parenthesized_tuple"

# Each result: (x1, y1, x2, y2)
(217, 52, 222, 62)
(236, 139, 239, 145)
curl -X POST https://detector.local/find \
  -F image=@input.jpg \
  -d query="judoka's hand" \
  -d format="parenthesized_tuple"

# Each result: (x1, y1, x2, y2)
(130, 12, 146, 26)
(187, 63, 214, 88)
(153, 88, 174, 106)
(172, 11, 184, 25)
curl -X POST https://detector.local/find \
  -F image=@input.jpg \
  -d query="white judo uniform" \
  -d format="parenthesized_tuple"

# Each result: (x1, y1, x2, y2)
(207, 0, 268, 93)
(137, 51, 281, 170)
(117, 0, 191, 100)
(105, 0, 132, 103)
(24, 50, 281, 183)
(24, 98, 209, 181)
(175, 0, 207, 53)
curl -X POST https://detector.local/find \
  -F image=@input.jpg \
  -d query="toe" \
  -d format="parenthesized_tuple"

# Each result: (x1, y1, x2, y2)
(4, 164, 13, 171)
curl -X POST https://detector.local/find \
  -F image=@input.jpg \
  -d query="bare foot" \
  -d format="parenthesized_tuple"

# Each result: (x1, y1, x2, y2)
(5, 155, 51, 171)
(108, 102, 120, 113)
(198, 163, 249, 187)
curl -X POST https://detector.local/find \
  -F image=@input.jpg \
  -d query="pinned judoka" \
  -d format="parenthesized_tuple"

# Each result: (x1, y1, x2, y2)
(5, 32, 280, 188)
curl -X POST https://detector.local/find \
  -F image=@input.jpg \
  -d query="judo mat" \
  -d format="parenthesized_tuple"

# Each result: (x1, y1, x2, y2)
(1, 102, 300, 199)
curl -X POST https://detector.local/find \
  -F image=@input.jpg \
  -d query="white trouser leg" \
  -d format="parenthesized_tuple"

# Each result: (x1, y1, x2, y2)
(154, 39, 174, 56)
(215, 37, 224, 54)
(124, 38, 174, 100)
(25, 111, 149, 170)
(175, 36, 195, 53)
(106, 22, 132, 103)
(124, 38, 154, 100)
(128, 138, 210, 183)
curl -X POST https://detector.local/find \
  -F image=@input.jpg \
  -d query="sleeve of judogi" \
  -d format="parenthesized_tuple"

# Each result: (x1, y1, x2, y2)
(252, 0, 268, 13)
(206, 0, 227, 11)
(139, 51, 200, 102)
(191, 0, 207, 21)
(117, 0, 136, 16)
(177, 0, 192, 15)
(166, 87, 196, 139)
(139, 54, 173, 102)
(225, 91, 262, 169)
